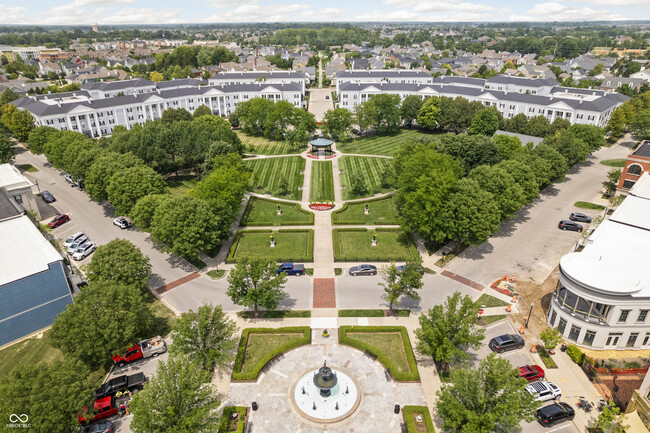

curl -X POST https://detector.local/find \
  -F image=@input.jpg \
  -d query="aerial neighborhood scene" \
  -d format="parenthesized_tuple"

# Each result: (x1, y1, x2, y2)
(2, 1, 650, 432)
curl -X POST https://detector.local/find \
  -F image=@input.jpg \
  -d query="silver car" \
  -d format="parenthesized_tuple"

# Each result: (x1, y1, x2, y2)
(67, 236, 89, 255)
(63, 232, 85, 248)
(73, 242, 96, 261)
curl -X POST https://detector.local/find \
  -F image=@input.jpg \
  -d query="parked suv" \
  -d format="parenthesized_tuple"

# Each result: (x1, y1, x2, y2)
(488, 334, 525, 353)
(526, 381, 561, 401)
(67, 236, 89, 255)
(569, 212, 592, 223)
(48, 214, 70, 228)
(73, 242, 96, 261)
(558, 220, 583, 232)
(519, 365, 545, 382)
(536, 402, 575, 427)
(64, 232, 85, 248)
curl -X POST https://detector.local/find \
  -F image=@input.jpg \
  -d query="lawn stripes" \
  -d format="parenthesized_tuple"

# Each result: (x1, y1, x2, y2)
(309, 161, 335, 202)
(337, 129, 438, 156)
(244, 156, 305, 201)
(339, 156, 391, 200)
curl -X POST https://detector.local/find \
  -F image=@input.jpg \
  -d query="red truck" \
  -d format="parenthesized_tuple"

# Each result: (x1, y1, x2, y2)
(78, 395, 130, 425)
(112, 336, 166, 368)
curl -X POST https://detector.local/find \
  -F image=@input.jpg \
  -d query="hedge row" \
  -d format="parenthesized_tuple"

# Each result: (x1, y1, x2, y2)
(240, 197, 314, 226)
(218, 406, 248, 433)
(403, 405, 435, 433)
(339, 325, 420, 381)
(231, 327, 311, 381)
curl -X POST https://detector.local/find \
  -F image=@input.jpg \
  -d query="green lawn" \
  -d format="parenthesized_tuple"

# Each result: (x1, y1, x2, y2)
(479, 315, 508, 325)
(599, 159, 627, 167)
(338, 309, 410, 317)
(309, 161, 335, 202)
(245, 156, 305, 201)
(474, 294, 509, 308)
(236, 130, 303, 155)
(0, 333, 63, 378)
(206, 269, 226, 279)
(338, 156, 392, 200)
(241, 197, 313, 226)
(574, 201, 606, 210)
(332, 197, 399, 225)
(337, 129, 438, 156)
(241, 333, 305, 373)
(167, 176, 198, 197)
(333, 228, 418, 261)
(346, 332, 411, 373)
(228, 229, 313, 262)
(17, 164, 38, 172)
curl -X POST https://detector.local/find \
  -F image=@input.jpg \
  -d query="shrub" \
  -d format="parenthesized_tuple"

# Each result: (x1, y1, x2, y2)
(540, 327, 563, 350)
(231, 327, 310, 381)
(403, 405, 435, 433)
(218, 406, 247, 433)
(566, 344, 584, 365)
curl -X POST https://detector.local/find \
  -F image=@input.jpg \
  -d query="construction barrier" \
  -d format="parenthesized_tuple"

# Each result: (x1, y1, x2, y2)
(531, 345, 537, 353)
(519, 326, 525, 335)
(506, 304, 512, 312)
(511, 296, 518, 304)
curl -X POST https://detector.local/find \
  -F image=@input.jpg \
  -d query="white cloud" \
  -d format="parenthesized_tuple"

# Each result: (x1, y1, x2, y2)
(412, 1, 496, 13)
(578, 0, 648, 5)
(100, 8, 182, 24)
(73, 0, 134, 6)
(204, 2, 313, 22)
(0, 4, 27, 24)
(354, 8, 494, 21)
(35, 3, 97, 25)
(299, 7, 345, 19)
(516, 2, 638, 21)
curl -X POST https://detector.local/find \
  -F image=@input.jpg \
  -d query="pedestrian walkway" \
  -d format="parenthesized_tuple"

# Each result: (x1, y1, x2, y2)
(440, 270, 485, 291)
(154, 272, 201, 294)
(313, 278, 336, 308)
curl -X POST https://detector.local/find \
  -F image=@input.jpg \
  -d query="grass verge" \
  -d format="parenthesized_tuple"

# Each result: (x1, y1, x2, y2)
(332, 228, 417, 261)
(478, 315, 508, 326)
(237, 310, 311, 319)
(240, 197, 313, 226)
(538, 347, 558, 369)
(599, 159, 626, 167)
(403, 405, 435, 433)
(331, 196, 399, 225)
(17, 164, 38, 172)
(474, 294, 508, 308)
(206, 269, 226, 279)
(334, 268, 343, 276)
(218, 406, 247, 433)
(574, 201, 606, 210)
(338, 309, 411, 317)
(227, 229, 314, 263)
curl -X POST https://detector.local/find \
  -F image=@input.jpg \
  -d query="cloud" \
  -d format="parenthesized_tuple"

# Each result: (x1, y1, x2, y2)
(0, 4, 27, 24)
(354, 9, 495, 21)
(35, 3, 97, 25)
(73, 0, 134, 6)
(578, 0, 648, 5)
(515, 2, 638, 21)
(204, 2, 313, 22)
(100, 8, 182, 24)
(412, 1, 496, 13)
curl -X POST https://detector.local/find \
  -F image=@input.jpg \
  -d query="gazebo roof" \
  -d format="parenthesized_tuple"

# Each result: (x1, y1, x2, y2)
(310, 137, 334, 147)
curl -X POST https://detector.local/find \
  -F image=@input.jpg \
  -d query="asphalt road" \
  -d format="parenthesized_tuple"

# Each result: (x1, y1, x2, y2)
(308, 87, 334, 123)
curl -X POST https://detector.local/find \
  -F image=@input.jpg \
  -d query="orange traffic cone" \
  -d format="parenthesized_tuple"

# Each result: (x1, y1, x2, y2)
(519, 326, 525, 334)
(511, 296, 517, 304)
(531, 345, 537, 353)
(506, 304, 512, 312)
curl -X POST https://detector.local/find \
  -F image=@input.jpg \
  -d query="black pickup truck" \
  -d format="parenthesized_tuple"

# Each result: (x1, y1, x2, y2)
(94, 372, 146, 399)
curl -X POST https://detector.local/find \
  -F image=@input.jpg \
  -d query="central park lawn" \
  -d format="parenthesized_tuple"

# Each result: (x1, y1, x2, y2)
(227, 229, 314, 262)
(338, 156, 392, 200)
(332, 196, 399, 225)
(236, 130, 303, 155)
(244, 156, 305, 201)
(241, 197, 313, 226)
(333, 228, 418, 261)
(346, 332, 410, 372)
(309, 161, 335, 202)
(241, 333, 304, 373)
(336, 129, 437, 156)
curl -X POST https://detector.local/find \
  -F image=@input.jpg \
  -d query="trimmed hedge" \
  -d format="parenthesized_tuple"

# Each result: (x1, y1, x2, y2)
(232, 327, 311, 381)
(338, 309, 411, 317)
(218, 406, 247, 433)
(339, 325, 420, 381)
(403, 405, 435, 433)
(240, 197, 314, 226)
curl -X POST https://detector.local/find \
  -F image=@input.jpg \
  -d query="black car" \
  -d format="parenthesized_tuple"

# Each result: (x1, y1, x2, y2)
(536, 402, 575, 427)
(558, 220, 583, 232)
(488, 333, 525, 353)
(80, 421, 113, 433)
(569, 212, 592, 223)
(349, 264, 377, 276)
(41, 190, 55, 203)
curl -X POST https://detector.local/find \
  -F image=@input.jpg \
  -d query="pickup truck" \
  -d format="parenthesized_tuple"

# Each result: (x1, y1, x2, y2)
(277, 263, 305, 276)
(112, 336, 166, 368)
(94, 372, 146, 399)
(78, 394, 130, 425)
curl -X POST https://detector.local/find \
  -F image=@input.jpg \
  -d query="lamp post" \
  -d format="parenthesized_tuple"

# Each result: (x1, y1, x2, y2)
(525, 302, 535, 329)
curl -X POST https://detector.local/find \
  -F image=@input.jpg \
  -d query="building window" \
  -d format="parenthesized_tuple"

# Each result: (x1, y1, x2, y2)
(550, 310, 557, 327)
(638, 310, 648, 322)
(13, 194, 23, 204)
(606, 333, 622, 346)
(643, 334, 650, 346)
(618, 310, 630, 323)
(568, 325, 581, 341)
(627, 333, 639, 348)
(628, 164, 642, 176)
(557, 318, 567, 334)
(583, 330, 596, 346)
(623, 180, 636, 189)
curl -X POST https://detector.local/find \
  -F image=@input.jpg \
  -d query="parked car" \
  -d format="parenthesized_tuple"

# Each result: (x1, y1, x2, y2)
(64, 174, 74, 184)
(536, 402, 575, 427)
(519, 365, 545, 382)
(488, 334, 525, 353)
(41, 190, 55, 203)
(396, 264, 425, 275)
(113, 216, 131, 229)
(73, 242, 96, 261)
(349, 264, 377, 276)
(48, 214, 70, 228)
(558, 220, 583, 232)
(569, 212, 592, 223)
(112, 336, 167, 368)
(67, 236, 89, 255)
(526, 381, 561, 402)
(64, 232, 85, 248)
(277, 263, 306, 276)
(80, 421, 113, 433)
(95, 373, 147, 399)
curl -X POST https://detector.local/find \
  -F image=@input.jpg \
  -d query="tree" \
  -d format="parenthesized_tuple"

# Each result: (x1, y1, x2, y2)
(544, 129, 589, 168)
(436, 353, 539, 433)
(602, 168, 621, 196)
(193, 104, 212, 119)
(524, 115, 551, 137)
(608, 108, 626, 137)
(469, 107, 500, 136)
(170, 304, 238, 371)
(379, 260, 423, 313)
(150, 196, 222, 261)
(149, 71, 164, 82)
(469, 164, 526, 220)
(6, 108, 34, 141)
(493, 134, 523, 160)
(629, 109, 650, 141)
(570, 124, 605, 152)
(415, 291, 485, 373)
(49, 282, 155, 368)
(0, 360, 94, 433)
(400, 94, 424, 126)
(85, 152, 143, 201)
(264, 100, 295, 140)
(0, 88, 20, 105)
(130, 193, 169, 231)
(26, 126, 58, 154)
(593, 402, 629, 433)
(354, 103, 372, 134)
(130, 357, 221, 433)
(226, 256, 288, 317)
(0, 133, 13, 163)
(365, 94, 401, 134)
(349, 171, 369, 196)
(86, 239, 152, 289)
(540, 327, 563, 351)
(161, 107, 192, 124)
(323, 108, 353, 139)
(417, 96, 441, 130)
(532, 143, 568, 182)
(106, 165, 167, 215)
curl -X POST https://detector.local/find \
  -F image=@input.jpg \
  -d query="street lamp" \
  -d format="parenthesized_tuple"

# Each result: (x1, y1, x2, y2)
(525, 302, 535, 329)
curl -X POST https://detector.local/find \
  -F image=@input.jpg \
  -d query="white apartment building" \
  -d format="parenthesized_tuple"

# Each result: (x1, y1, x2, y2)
(337, 74, 629, 127)
(12, 80, 304, 138)
(209, 71, 307, 92)
(548, 173, 650, 350)
(335, 69, 434, 94)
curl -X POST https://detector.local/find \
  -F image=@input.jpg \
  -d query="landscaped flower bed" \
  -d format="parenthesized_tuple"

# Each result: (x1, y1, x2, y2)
(309, 202, 334, 211)
(491, 277, 513, 296)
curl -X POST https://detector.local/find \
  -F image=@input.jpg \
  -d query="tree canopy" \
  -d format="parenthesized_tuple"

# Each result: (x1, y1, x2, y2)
(379, 260, 423, 312)
(227, 256, 288, 316)
(86, 239, 152, 289)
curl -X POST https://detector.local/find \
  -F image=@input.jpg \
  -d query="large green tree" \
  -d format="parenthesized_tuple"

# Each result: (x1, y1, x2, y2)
(226, 256, 288, 317)
(86, 239, 152, 289)
(569, 124, 605, 152)
(400, 94, 424, 126)
(0, 133, 13, 163)
(323, 107, 353, 140)
(602, 168, 622, 196)
(379, 260, 423, 313)
(49, 282, 155, 368)
(415, 291, 485, 373)
(469, 164, 526, 220)
(130, 357, 221, 433)
(493, 134, 524, 160)
(170, 304, 238, 371)
(365, 93, 402, 134)
(417, 96, 441, 130)
(130, 193, 169, 231)
(532, 143, 569, 182)
(607, 108, 626, 137)
(26, 125, 58, 154)
(629, 109, 650, 141)
(436, 353, 539, 433)
(85, 152, 143, 201)
(106, 165, 167, 215)
(469, 107, 500, 136)
(544, 129, 590, 167)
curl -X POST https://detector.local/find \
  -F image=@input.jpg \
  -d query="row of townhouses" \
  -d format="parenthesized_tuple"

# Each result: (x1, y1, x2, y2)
(336, 71, 629, 127)
(11, 75, 306, 138)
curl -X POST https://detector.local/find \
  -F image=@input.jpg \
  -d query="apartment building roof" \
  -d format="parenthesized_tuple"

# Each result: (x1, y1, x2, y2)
(210, 71, 304, 80)
(82, 78, 155, 91)
(337, 69, 431, 78)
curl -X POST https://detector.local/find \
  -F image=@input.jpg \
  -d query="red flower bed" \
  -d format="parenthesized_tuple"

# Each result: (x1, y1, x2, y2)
(309, 203, 334, 211)
(324, 155, 336, 159)
(491, 277, 513, 296)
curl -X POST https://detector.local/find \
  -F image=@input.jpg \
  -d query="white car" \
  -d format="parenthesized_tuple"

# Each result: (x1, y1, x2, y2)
(67, 236, 89, 255)
(526, 381, 561, 402)
(113, 216, 131, 229)
(63, 232, 85, 248)
(73, 242, 96, 261)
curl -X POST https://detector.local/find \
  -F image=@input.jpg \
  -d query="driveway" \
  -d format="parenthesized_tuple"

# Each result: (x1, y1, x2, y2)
(308, 87, 334, 122)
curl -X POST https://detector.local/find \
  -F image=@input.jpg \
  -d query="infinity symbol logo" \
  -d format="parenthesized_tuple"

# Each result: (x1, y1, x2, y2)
(9, 414, 28, 423)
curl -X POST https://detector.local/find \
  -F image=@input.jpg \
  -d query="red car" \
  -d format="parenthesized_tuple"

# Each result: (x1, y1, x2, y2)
(519, 364, 545, 382)
(48, 214, 70, 228)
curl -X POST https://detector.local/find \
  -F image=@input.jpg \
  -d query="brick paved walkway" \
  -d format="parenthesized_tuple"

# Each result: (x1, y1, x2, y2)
(154, 272, 201, 294)
(440, 269, 485, 291)
(312, 278, 336, 308)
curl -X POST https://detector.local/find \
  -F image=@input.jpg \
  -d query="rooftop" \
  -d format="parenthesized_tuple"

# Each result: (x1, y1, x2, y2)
(632, 141, 650, 159)
(0, 164, 33, 191)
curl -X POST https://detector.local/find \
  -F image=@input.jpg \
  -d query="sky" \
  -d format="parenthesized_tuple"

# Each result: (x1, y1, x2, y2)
(0, 0, 649, 25)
